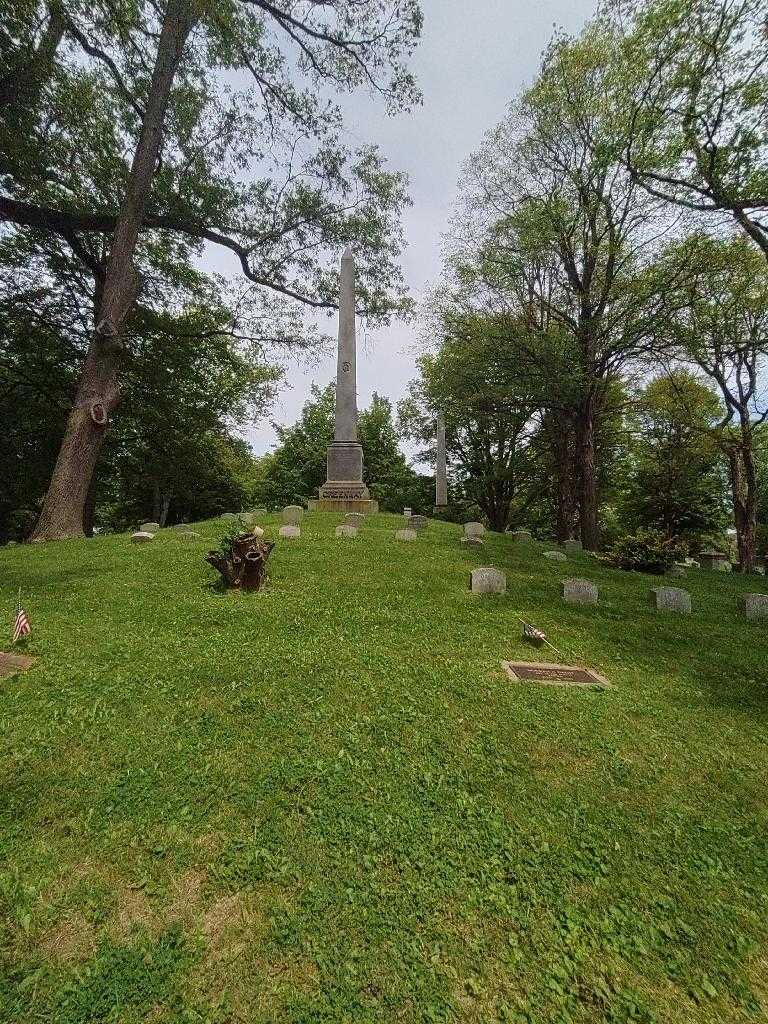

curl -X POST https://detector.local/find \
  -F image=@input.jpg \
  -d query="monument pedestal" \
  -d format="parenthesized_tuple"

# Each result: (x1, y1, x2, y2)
(310, 442, 379, 513)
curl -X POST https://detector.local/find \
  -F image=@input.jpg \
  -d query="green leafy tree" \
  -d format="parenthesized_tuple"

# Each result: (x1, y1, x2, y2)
(660, 234, 768, 570)
(0, 0, 422, 539)
(621, 373, 729, 543)
(400, 318, 541, 532)
(453, 22, 667, 547)
(620, 0, 768, 258)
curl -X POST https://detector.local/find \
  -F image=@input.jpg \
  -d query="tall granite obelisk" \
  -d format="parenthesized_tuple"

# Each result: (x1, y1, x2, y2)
(312, 248, 379, 513)
(434, 413, 448, 510)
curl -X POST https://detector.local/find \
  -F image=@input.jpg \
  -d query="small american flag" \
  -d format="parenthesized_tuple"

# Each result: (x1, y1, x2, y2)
(12, 593, 30, 644)
(523, 622, 547, 648)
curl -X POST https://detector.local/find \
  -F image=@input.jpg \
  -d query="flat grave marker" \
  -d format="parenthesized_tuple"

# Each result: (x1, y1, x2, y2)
(503, 661, 611, 689)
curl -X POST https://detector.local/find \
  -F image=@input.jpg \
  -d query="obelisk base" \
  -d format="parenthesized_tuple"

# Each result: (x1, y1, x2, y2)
(309, 442, 379, 513)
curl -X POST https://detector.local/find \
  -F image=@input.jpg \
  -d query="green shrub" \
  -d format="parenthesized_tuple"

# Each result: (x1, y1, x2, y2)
(608, 529, 687, 575)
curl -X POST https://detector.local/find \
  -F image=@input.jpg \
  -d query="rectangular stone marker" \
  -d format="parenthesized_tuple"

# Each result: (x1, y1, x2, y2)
(699, 550, 730, 572)
(471, 567, 506, 595)
(563, 539, 582, 554)
(562, 578, 598, 605)
(410, 515, 428, 531)
(511, 529, 533, 542)
(649, 586, 691, 614)
(503, 661, 611, 689)
(744, 593, 768, 620)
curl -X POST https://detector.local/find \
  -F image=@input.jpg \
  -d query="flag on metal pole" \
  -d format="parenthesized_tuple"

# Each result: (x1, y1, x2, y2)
(12, 590, 30, 644)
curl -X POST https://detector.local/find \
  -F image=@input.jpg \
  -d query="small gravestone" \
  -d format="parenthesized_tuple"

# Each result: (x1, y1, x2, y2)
(131, 531, 155, 544)
(470, 567, 506, 595)
(563, 539, 582, 555)
(281, 505, 304, 526)
(410, 515, 428, 531)
(668, 564, 686, 578)
(250, 525, 265, 538)
(464, 522, 485, 540)
(279, 525, 300, 540)
(743, 593, 768, 620)
(543, 550, 567, 562)
(220, 512, 238, 522)
(139, 522, 160, 533)
(503, 661, 611, 689)
(180, 531, 201, 539)
(336, 525, 358, 538)
(699, 549, 730, 572)
(562, 578, 598, 605)
(403, 507, 412, 517)
(511, 529, 533, 543)
(461, 536, 484, 547)
(345, 513, 365, 526)
(395, 528, 417, 542)
(649, 586, 691, 614)
(0, 652, 35, 679)
(172, 523, 189, 531)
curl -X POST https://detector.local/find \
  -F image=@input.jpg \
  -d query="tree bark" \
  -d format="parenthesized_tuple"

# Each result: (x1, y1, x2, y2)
(575, 396, 599, 550)
(31, 0, 198, 541)
(727, 441, 758, 573)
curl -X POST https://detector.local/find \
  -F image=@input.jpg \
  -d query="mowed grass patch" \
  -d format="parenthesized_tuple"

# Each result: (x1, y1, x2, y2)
(0, 513, 767, 1023)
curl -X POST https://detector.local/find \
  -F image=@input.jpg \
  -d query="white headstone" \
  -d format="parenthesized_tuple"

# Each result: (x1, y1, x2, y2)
(279, 525, 301, 540)
(470, 567, 507, 595)
(562, 578, 598, 605)
(281, 506, 304, 526)
(649, 586, 691, 614)
(131, 531, 155, 544)
(335, 525, 358, 538)
(743, 593, 768, 620)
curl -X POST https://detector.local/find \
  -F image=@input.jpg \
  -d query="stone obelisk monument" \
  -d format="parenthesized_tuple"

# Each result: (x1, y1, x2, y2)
(310, 248, 378, 513)
(434, 413, 448, 511)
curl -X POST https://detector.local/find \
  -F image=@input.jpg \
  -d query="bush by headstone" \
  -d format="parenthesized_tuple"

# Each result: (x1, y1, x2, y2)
(608, 530, 686, 575)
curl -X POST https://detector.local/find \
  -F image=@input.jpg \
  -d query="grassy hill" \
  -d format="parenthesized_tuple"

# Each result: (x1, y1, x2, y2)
(1, 513, 766, 1024)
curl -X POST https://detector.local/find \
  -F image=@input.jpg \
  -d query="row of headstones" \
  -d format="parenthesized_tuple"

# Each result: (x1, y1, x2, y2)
(131, 522, 202, 543)
(469, 568, 768, 620)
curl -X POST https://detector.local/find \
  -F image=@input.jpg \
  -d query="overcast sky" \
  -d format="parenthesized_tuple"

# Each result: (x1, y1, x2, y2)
(238, 0, 598, 459)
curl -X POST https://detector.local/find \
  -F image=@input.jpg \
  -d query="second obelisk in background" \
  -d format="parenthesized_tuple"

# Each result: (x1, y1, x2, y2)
(311, 248, 379, 513)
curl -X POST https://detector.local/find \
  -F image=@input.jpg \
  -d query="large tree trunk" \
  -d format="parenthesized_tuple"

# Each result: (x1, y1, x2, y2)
(31, 0, 197, 541)
(548, 414, 578, 544)
(575, 396, 600, 551)
(727, 440, 758, 573)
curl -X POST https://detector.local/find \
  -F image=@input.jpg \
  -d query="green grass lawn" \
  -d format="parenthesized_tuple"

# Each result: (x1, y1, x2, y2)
(1, 513, 767, 1023)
